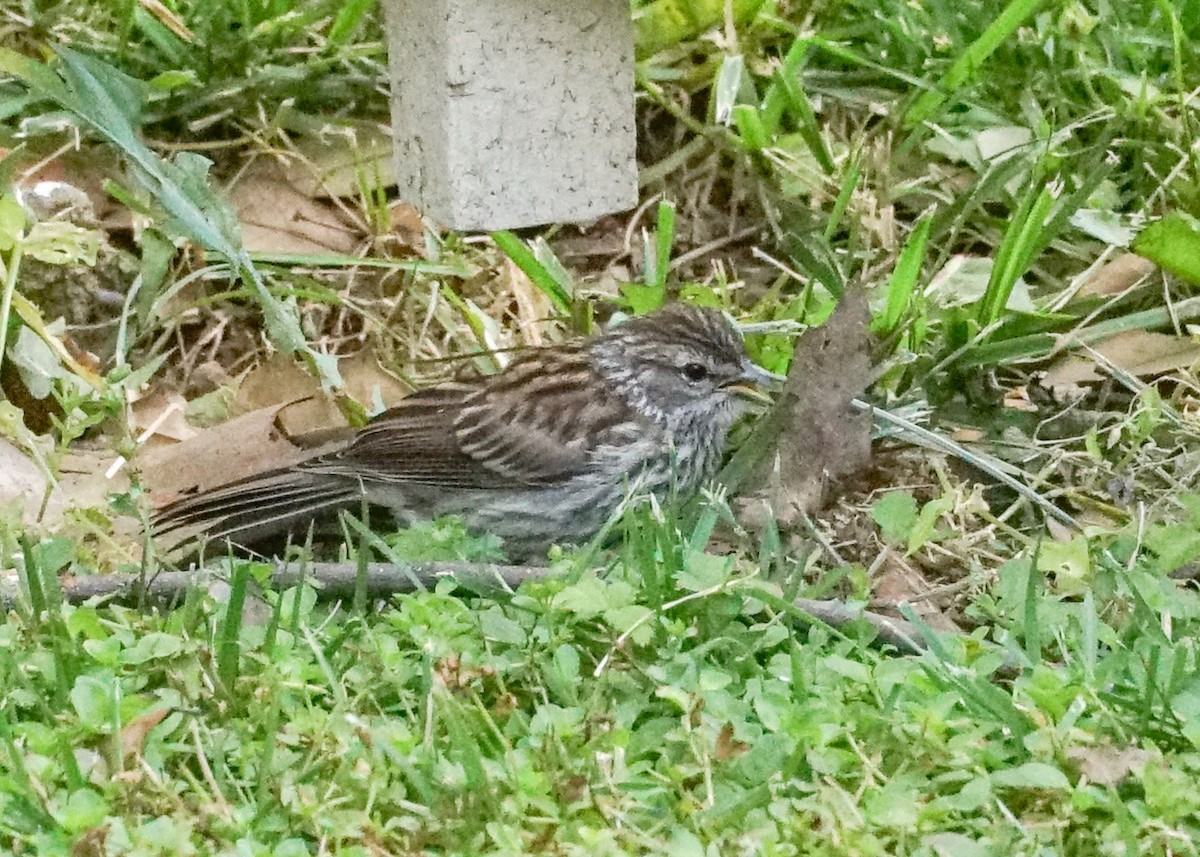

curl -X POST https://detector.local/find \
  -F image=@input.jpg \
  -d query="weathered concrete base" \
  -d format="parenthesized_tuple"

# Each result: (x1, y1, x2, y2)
(382, 0, 638, 231)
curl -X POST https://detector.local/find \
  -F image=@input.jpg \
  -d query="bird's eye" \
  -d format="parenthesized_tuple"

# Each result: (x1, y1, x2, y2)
(682, 362, 709, 382)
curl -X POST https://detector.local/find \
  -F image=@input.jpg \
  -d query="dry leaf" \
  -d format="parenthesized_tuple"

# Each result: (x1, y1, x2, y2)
(68, 824, 109, 857)
(713, 723, 749, 760)
(130, 391, 195, 443)
(872, 552, 961, 634)
(233, 354, 342, 441)
(1002, 385, 1038, 413)
(42, 448, 133, 529)
(228, 159, 360, 255)
(120, 708, 172, 760)
(340, 353, 412, 415)
(138, 404, 330, 503)
(1065, 745, 1153, 786)
(1076, 253, 1155, 297)
(504, 258, 552, 346)
(234, 353, 410, 442)
(137, 0, 194, 40)
(730, 286, 872, 527)
(1045, 330, 1200, 389)
(387, 200, 427, 252)
(285, 126, 396, 199)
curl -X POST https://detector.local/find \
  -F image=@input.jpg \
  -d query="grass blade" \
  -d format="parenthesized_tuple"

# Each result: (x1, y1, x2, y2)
(491, 230, 572, 313)
(872, 214, 932, 336)
(217, 561, 251, 694)
(904, 0, 1046, 128)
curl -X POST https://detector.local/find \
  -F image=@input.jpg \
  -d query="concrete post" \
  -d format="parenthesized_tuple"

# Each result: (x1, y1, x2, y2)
(381, 0, 639, 231)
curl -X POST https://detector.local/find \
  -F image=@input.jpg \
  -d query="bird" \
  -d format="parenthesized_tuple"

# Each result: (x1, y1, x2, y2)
(153, 303, 776, 559)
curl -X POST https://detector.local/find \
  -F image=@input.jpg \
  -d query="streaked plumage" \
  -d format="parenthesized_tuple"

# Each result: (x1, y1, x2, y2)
(154, 304, 772, 558)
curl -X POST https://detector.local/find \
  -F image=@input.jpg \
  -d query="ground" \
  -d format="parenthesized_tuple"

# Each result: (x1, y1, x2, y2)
(2, 0, 1200, 854)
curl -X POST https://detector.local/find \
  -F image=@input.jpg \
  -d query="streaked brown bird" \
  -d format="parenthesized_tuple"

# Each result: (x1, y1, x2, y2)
(154, 304, 775, 558)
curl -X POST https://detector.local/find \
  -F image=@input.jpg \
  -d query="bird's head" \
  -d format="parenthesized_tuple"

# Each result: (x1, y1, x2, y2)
(590, 304, 778, 428)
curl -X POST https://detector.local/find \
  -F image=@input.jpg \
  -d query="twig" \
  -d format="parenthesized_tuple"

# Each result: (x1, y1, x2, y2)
(859, 399, 1083, 532)
(790, 597, 926, 655)
(23, 561, 553, 606)
(4, 561, 1013, 663)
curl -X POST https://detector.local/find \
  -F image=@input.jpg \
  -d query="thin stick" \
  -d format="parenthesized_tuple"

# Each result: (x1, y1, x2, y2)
(37, 561, 551, 606)
(7, 561, 940, 659)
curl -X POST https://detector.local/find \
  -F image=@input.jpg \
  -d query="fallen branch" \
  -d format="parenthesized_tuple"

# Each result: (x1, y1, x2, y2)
(54, 563, 928, 652)
(47, 561, 552, 605)
(791, 597, 925, 655)
(6, 561, 936, 656)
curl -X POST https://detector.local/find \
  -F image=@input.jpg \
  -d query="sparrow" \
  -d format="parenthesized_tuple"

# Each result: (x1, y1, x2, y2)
(154, 303, 775, 558)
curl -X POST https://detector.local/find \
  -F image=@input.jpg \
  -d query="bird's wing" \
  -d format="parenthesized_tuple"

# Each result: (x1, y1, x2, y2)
(302, 348, 643, 488)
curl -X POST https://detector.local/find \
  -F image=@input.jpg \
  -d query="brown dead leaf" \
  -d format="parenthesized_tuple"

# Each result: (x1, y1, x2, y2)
(234, 353, 410, 443)
(1065, 745, 1153, 786)
(872, 552, 961, 634)
(729, 286, 872, 527)
(120, 708, 172, 760)
(550, 217, 628, 263)
(137, 0, 194, 40)
(138, 404, 327, 503)
(131, 391, 195, 443)
(43, 448, 133, 528)
(229, 159, 360, 255)
(69, 824, 109, 857)
(387, 200, 427, 251)
(341, 353, 412, 415)
(285, 126, 396, 199)
(233, 354, 340, 441)
(1077, 253, 1156, 297)
(713, 723, 749, 761)
(142, 351, 411, 504)
(1002, 385, 1038, 413)
(1045, 330, 1200, 389)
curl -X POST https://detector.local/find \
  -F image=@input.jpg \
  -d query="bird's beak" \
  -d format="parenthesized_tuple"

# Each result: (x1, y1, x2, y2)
(722, 360, 784, 404)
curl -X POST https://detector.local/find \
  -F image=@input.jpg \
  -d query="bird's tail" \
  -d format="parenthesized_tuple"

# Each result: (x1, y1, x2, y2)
(153, 467, 365, 553)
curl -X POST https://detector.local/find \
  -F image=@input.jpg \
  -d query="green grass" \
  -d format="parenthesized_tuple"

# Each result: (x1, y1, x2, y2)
(2, 0, 1200, 852)
(4, 510, 1200, 853)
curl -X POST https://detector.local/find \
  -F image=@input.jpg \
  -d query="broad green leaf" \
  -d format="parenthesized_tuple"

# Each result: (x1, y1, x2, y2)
(478, 607, 526, 645)
(0, 193, 26, 250)
(1144, 523, 1200, 575)
(70, 674, 117, 731)
(9, 292, 105, 387)
(634, 0, 767, 57)
(121, 632, 185, 665)
(57, 788, 109, 834)
(872, 491, 918, 545)
(9, 324, 72, 399)
(676, 550, 734, 592)
(907, 494, 954, 554)
(21, 219, 100, 266)
(1133, 212, 1200, 287)
(553, 575, 613, 618)
(604, 604, 655, 646)
(1038, 537, 1092, 596)
(991, 761, 1070, 790)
